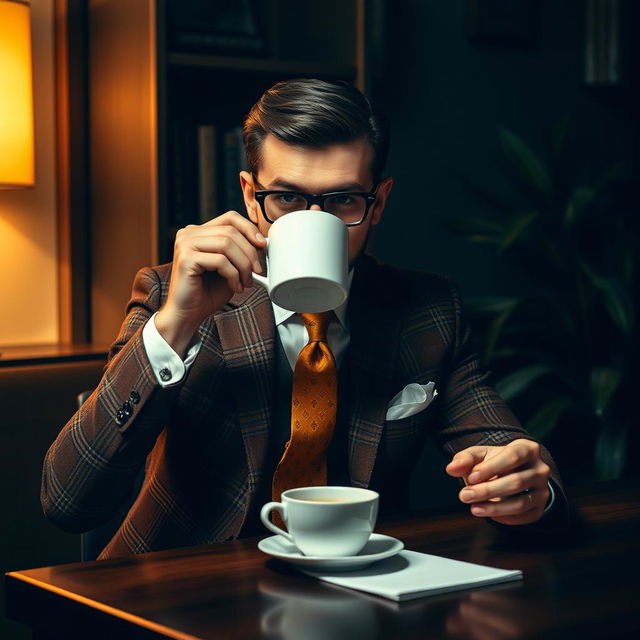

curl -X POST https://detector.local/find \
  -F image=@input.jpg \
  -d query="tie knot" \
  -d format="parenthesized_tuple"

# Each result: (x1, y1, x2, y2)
(299, 312, 333, 342)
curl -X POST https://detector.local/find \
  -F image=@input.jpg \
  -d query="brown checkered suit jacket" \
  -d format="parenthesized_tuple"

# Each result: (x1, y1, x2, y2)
(41, 254, 565, 558)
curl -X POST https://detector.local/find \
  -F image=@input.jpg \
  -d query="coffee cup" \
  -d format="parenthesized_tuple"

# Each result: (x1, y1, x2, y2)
(252, 210, 349, 313)
(260, 486, 379, 557)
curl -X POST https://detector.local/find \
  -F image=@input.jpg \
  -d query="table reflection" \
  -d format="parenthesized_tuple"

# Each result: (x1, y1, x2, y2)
(446, 588, 540, 640)
(259, 574, 379, 640)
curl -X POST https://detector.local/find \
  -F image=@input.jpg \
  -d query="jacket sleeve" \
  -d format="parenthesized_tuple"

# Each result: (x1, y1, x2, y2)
(430, 278, 570, 532)
(41, 266, 182, 533)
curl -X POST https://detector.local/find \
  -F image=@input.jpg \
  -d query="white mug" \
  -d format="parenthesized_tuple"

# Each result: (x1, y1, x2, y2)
(260, 486, 379, 557)
(252, 210, 349, 313)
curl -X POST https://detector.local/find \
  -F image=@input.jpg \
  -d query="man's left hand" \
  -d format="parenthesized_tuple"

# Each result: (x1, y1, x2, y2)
(446, 439, 551, 526)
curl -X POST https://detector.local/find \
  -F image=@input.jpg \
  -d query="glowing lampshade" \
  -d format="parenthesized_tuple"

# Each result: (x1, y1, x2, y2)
(0, 0, 34, 189)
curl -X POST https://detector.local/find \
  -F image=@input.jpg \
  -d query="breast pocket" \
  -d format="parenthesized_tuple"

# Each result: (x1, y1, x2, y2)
(385, 411, 427, 443)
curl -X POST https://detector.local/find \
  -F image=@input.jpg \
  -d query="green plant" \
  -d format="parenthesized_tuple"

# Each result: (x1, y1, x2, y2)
(448, 124, 637, 480)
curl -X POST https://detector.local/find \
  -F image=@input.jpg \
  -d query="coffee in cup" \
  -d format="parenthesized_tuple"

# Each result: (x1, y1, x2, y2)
(252, 210, 349, 313)
(260, 486, 379, 557)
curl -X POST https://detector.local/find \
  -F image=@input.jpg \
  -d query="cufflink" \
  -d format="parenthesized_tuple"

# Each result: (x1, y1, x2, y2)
(159, 367, 171, 382)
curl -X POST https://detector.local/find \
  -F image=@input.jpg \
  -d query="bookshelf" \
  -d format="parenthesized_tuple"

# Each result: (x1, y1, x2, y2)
(168, 52, 356, 76)
(87, 0, 370, 345)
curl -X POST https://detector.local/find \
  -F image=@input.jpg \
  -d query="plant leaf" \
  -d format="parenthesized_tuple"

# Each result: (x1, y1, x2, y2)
(595, 419, 628, 480)
(500, 211, 538, 250)
(581, 263, 635, 336)
(564, 186, 596, 227)
(524, 396, 573, 440)
(590, 366, 622, 417)
(499, 128, 552, 196)
(482, 299, 521, 363)
(600, 278, 635, 337)
(490, 347, 519, 360)
(495, 364, 555, 401)
(454, 174, 516, 218)
(465, 297, 519, 316)
(445, 217, 504, 245)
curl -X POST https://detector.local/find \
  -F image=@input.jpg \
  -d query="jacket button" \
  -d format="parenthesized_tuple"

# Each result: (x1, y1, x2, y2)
(116, 409, 127, 425)
(122, 400, 133, 417)
(159, 367, 171, 382)
(129, 390, 140, 404)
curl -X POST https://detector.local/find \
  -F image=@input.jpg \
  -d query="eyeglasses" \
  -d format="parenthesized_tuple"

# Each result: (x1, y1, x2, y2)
(252, 175, 378, 226)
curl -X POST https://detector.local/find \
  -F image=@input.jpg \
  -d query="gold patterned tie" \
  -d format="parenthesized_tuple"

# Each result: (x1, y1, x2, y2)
(272, 312, 338, 502)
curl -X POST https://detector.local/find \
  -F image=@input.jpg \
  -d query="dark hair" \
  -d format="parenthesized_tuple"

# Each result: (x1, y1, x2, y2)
(243, 78, 389, 183)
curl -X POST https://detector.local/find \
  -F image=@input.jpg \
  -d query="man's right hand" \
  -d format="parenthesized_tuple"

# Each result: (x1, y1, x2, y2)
(154, 212, 267, 356)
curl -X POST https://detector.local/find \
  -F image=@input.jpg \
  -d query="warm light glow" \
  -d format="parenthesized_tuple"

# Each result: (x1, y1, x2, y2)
(0, 0, 34, 188)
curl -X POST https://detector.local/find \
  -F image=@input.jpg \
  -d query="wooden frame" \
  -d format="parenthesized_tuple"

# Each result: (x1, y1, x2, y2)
(55, 0, 91, 343)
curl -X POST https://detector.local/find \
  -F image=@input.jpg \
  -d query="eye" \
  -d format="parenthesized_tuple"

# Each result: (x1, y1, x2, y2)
(276, 193, 304, 205)
(333, 194, 355, 205)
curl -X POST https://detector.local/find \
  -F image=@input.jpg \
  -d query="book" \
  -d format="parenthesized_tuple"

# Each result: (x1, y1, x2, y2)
(197, 124, 218, 223)
(301, 550, 522, 602)
(167, 0, 265, 56)
(584, 0, 621, 85)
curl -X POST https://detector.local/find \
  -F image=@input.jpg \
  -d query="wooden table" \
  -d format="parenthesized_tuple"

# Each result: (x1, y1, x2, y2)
(5, 482, 640, 639)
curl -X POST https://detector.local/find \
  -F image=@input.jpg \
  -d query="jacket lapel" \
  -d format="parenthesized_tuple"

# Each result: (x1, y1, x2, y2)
(346, 256, 401, 488)
(213, 285, 275, 496)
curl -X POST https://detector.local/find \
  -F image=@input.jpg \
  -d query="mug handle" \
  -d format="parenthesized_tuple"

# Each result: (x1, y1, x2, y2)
(260, 501, 293, 542)
(252, 271, 269, 289)
(252, 238, 269, 289)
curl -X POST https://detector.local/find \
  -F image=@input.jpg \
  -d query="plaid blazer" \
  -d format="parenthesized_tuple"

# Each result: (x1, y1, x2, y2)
(41, 254, 564, 558)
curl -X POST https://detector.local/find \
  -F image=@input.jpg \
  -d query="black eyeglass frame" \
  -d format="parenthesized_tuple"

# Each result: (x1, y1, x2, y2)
(252, 176, 379, 226)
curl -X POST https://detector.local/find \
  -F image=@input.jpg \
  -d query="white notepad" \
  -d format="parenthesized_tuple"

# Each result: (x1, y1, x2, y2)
(301, 550, 522, 602)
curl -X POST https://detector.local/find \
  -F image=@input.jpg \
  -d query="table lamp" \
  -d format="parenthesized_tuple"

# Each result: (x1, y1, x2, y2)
(0, 0, 34, 189)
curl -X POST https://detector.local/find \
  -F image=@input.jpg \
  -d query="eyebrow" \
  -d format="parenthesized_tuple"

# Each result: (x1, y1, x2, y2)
(264, 177, 371, 192)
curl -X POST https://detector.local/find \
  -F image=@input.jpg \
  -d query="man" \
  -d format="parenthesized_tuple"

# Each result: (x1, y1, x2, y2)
(42, 79, 566, 559)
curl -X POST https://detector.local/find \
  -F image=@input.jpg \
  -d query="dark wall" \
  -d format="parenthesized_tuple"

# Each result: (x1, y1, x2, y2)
(372, 0, 637, 300)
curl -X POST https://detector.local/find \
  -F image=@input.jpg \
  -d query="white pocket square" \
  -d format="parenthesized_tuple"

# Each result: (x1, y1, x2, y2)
(385, 381, 438, 421)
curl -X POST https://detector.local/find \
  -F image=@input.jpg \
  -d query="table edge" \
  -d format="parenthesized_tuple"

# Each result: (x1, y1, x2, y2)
(6, 571, 201, 640)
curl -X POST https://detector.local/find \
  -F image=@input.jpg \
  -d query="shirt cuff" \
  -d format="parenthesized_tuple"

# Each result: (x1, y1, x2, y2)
(543, 480, 556, 514)
(142, 313, 202, 386)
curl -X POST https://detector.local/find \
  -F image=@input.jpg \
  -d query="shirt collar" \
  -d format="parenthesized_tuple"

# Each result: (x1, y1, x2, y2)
(272, 269, 354, 328)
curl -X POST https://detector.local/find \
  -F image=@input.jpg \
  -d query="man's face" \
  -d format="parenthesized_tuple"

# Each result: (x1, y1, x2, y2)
(241, 135, 393, 266)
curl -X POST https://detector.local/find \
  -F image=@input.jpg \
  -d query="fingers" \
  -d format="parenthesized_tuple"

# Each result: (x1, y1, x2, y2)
(181, 230, 257, 289)
(465, 439, 542, 485)
(450, 439, 551, 525)
(459, 467, 541, 503)
(186, 249, 248, 294)
(466, 487, 547, 522)
(446, 447, 489, 479)
(174, 213, 266, 291)
(204, 210, 266, 246)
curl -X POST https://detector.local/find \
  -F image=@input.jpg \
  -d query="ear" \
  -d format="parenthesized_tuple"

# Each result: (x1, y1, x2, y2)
(369, 176, 393, 226)
(240, 171, 259, 223)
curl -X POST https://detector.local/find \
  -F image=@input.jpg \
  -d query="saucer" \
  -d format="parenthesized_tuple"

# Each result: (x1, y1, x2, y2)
(258, 533, 404, 571)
